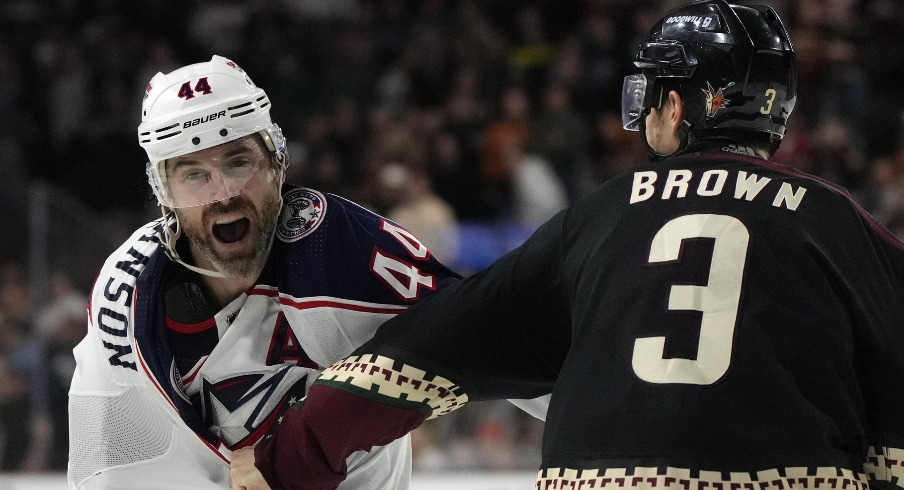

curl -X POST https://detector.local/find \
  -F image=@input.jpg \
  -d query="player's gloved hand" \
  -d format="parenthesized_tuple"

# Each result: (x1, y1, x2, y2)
(230, 447, 272, 490)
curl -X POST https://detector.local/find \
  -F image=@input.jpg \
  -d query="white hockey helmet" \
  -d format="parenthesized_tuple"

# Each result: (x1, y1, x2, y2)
(139, 55, 287, 208)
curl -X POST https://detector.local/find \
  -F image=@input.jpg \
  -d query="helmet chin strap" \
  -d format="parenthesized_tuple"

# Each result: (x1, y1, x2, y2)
(159, 209, 227, 278)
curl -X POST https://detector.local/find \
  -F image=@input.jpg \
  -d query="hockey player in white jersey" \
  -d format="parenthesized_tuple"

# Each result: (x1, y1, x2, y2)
(66, 55, 463, 489)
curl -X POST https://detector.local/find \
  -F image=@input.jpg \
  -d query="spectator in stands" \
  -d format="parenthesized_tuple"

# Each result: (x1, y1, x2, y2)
(479, 82, 531, 216)
(380, 162, 460, 266)
(34, 273, 87, 470)
(530, 81, 592, 198)
(0, 316, 51, 471)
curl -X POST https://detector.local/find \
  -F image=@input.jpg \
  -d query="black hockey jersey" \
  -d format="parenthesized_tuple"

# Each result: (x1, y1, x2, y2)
(257, 149, 904, 490)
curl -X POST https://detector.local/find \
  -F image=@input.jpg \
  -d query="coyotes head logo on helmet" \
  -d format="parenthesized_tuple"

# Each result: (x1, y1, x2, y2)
(620, 0, 797, 157)
(703, 81, 734, 118)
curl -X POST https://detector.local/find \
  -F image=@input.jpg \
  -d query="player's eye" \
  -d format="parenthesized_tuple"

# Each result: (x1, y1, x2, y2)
(180, 169, 210, 184)
(224, 159, 257, 176)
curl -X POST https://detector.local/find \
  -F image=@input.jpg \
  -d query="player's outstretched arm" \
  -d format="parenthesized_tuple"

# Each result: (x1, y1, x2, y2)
(248, 210, 572, 488)
(251, 382, 428, 489)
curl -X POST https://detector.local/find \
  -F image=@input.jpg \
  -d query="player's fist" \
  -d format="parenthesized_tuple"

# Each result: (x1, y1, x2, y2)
(230, 447, 271, 490)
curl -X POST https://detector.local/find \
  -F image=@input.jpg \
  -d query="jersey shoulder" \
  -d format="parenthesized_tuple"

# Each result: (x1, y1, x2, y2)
(268, 186, 460, 305)
(273, 186, 396, 248)
(274, 187, 329, 244)
(272, 186, 405, 256)
(93, 219, 166, 296)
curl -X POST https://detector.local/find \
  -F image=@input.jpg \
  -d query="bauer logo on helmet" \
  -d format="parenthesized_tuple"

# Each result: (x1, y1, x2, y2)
(183, 110, 227, 129)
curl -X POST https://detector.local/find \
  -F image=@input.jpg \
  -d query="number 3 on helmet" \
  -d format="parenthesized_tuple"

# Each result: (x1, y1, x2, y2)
(621, 0, 797, 153)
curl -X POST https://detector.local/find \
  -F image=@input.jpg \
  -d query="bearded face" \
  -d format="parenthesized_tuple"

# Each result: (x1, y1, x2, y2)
(167, 135, 283, 279)
(175, 190, 281, 279)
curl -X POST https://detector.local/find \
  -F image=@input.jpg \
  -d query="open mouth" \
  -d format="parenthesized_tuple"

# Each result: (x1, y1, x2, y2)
(212, 218, 251, 244)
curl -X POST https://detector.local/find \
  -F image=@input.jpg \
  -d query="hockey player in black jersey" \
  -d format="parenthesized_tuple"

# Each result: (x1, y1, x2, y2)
(232, 2, 904, 489)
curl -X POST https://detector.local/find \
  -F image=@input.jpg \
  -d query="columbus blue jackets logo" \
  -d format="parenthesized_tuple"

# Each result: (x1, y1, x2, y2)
(277, 188, 326, 243)
(200, 367, 309, 448)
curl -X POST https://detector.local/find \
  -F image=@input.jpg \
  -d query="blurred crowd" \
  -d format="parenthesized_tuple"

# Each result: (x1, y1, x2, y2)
(1, 0, 904, 474)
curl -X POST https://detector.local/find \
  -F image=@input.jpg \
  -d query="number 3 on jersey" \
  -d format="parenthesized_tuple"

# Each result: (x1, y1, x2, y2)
(632, 214, 749, 385)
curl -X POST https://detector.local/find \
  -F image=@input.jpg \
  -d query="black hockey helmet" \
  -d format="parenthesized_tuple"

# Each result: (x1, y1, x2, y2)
(622, 0, 797, 154)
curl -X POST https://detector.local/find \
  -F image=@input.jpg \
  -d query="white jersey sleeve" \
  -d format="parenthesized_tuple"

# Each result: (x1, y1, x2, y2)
(68, 224, 233, 489)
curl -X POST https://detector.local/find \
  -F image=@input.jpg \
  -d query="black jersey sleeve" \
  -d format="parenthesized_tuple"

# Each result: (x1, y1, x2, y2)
(254, 211, 573, 489)
(350, 207, 573, 401)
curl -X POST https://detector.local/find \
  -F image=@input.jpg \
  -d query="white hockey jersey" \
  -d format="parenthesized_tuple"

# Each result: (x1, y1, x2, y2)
(67, 186, 461, 489)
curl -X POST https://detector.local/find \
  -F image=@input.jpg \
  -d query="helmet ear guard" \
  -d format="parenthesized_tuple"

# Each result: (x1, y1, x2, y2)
(622, 0, 797, 157)
(259, 123, 288, 170)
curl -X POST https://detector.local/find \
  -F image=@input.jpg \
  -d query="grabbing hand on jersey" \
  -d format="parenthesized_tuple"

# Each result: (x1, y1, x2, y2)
(230, 447, 271, 490)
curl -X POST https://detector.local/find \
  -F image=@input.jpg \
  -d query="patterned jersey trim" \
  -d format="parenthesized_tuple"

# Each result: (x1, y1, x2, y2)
(316, 354, 468, 419)
(865, 445, 904, 488)
(535, 465, 872, 490)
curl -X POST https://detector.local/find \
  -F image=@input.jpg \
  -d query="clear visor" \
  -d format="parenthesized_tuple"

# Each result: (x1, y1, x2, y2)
(621, 74, 648, 131)
(147, 155, 274, 208)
